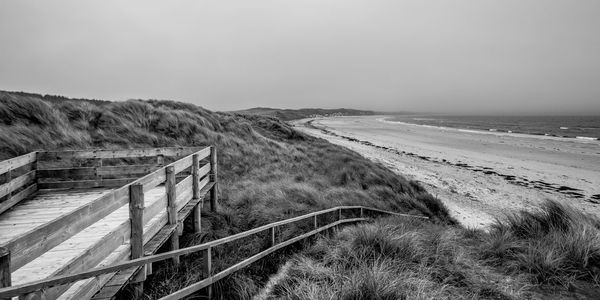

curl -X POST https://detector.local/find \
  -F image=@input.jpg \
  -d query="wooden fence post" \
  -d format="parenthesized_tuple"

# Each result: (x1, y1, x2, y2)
(210, 146, 218, 212)
(192, 154, 201, 233)
(129, 184, 145, 298)
(166, 166, 180, 265)
(203, 247, 212, 299)
(360, 207, 364, 218)
(269, 227, 276, 247)
(0, 247, 10, 300)
(313, 215, 318, 229)
(157, 154, 164, 166)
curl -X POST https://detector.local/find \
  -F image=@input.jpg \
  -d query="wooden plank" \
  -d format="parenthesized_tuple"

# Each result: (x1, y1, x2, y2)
(198, 163, 210, 180)
(0, 184, 37, 215)
(2, 187, 129, 271)
(171, 155, 192, 175)
(0, 171, 35, 199)
(37, 165, 157, 180)
(0, 153, 36, 175)
(166, 166, 180, 265)
(61, 244, 130, 300)
(177, 183, 214, 223)
(37, 178, 135, 190)
(143, 224, 178, 257)
(38, 147, 205, 160)
(143, 194, 166, 226)
(97, 165, 157, 177)
(37, 168, 95, 179)
(25, 221, 131, 299)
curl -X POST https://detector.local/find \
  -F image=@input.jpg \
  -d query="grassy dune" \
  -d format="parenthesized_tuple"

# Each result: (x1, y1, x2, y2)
(268, 200, 600, 299)
(0, 91, 451, 298)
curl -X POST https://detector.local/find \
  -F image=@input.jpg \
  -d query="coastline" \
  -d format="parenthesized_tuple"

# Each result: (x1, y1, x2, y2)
(294, 115, 600, 228)
(379, 117, 600, 142)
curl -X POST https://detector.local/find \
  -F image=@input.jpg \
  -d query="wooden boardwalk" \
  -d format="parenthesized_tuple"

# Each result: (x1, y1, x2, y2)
(0, 146, 428, 300)
(0, 147, 218, 299)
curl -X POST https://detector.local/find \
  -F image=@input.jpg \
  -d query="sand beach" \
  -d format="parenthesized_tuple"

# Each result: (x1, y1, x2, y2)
(294, 116, 600, 228)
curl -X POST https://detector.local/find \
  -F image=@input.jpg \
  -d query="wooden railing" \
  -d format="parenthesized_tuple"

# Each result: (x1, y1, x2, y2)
(0, 146, 219, 299)
(0, 152, 38, 215)
(0, 206, 427, 299)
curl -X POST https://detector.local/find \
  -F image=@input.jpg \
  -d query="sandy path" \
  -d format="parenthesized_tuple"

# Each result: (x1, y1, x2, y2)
(293, 116, 600, 229)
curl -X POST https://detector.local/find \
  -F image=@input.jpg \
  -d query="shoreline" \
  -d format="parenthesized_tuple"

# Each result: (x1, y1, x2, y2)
(378, 116, 600, 142)
(294, 116, 600, 228)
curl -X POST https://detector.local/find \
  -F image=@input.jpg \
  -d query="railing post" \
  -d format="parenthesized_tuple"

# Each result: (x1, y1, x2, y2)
(338, 208, 342, 221)
(313, 215, 317, 229)
(157, 154, 164, 166)
(210, 146, 218, 212)
(203, 247, 212, 299)
(192, 154, 201, 233)
(0, 247, 10, 300)
(269, 227, 276, 247)
(166, 166, 180, 265)
(360, 207, 364, 218)
(129, 184, 145, 298)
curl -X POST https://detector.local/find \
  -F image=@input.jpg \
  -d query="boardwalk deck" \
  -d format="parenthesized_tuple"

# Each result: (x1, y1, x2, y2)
(0, 147, 217, 299)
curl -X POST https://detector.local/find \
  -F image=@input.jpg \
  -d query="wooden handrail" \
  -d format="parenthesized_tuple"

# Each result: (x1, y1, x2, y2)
(0, 206, 426, 298)
(38, 147, 207, 160)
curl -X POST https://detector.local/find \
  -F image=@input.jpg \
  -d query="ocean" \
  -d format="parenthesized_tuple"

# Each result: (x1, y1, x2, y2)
(385, 115, 600, 140)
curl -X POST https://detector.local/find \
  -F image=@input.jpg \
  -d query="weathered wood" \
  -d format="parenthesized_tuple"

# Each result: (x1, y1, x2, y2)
(38, 147, 205, 160)
(24, 220, 131, 299)
(157, 155, 165, 166)
(0, 152, 36, 175)
(0, 205, 425, 298)
(0, 247, 10, 293)
(210, 146, 218, 212)
(0, 216, 378, 298)
(0, 171, 35, 199)
(3, 186, 129, 271)
(202, 247, 212, 299)
(166, 166, 180, 265)
(360, 207, 364, 218)
(177, 182, 214, 226)
(37, 165, 158, 180)
(0, 184, 36, 215)
(192, 154, 200, 200)
(129, 184, 145, 298)
(143, 194, 167, 226)
(38, 178, 135, 190)
(270, 227, 276, 247)
(313, 215, 317, 229)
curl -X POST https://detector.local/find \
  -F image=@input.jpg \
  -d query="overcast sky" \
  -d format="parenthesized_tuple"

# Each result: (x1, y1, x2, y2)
(1, 1, 599, 114)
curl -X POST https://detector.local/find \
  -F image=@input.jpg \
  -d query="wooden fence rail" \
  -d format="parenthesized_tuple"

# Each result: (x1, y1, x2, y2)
(0, 206, 427, 299)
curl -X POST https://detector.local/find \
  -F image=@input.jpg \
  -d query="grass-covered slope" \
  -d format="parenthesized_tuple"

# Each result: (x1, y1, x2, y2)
(268, 200, 600, 299)
(0, 90, 452, 298)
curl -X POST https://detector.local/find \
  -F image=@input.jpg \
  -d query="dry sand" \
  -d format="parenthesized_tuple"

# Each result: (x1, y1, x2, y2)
(293, 116, 600, 229)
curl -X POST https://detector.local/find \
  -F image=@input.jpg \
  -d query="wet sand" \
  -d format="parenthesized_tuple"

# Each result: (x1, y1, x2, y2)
(293, 116, 600, 228)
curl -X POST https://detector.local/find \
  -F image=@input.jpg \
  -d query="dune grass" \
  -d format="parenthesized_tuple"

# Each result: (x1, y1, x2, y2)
(0, 91, 453, 298)
(268, 200, 600, 299)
